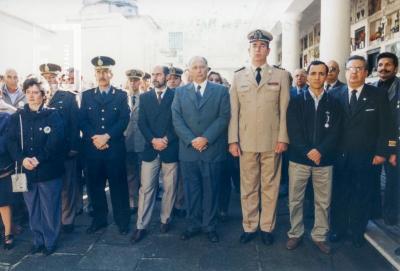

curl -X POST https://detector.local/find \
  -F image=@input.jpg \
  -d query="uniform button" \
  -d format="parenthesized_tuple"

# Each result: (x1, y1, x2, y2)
(30, 137, 33, 140)
(30, 148, 33, 151)
(101, 125, 105, 129)
(101, 109, 105, 112)
(102, 118, 105, 121)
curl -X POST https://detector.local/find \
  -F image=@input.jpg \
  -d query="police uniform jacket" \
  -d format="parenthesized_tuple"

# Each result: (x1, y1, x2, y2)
(287, 91, 342, 166)
(0, 113, 13, 176)
(80, 86, 130, 160)
(6, 104, 65, 183)
(47, 89, 80, 156)
(228, 65, 290, 152)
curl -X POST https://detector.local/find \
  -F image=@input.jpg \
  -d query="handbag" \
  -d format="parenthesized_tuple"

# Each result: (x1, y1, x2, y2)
(11, 114, 28, 192)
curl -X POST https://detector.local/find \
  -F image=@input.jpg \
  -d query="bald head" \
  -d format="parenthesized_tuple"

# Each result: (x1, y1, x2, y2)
(4, 68, 18, 92)
(293, 68, 307, 88)
(188, 56, 209, 83)
(326, 60, 340, 84)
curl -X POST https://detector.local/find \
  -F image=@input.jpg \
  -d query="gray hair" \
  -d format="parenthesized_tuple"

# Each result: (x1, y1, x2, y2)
(187, 56, 208, 68)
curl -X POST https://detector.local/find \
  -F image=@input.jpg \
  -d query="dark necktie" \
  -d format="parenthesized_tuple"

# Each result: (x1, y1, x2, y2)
(195, 85, 202, 103)
(255, 67, 262, 85)
(326, 84, 331, 91)
(349, 89, 358, 114)
(157, 91, 162, 104)
(298, 88, 303, 95)
(132, 95, 136, 107)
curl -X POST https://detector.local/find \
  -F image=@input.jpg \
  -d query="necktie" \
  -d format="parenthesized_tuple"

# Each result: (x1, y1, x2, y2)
(298, 88, 303, 95)
(157, 91, 162, 104)
(132, 95, 136, 107)
(255, 67, 262, 85)
(326, 84, 331, 91)
(349, 89, 358, 114)
(195, 85, 202, 103)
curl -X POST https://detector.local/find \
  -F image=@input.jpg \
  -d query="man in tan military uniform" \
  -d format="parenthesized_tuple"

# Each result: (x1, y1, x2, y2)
(228, 29, 290, 245)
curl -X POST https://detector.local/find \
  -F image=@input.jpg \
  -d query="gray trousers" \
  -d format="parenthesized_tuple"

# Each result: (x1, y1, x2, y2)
(287, 161, 332, 241)
(126, 152, 142, 209)
(61, 157, 78, 225)
(136, 156, 178, 229)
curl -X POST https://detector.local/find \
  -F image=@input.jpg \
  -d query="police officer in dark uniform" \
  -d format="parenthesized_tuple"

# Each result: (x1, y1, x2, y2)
(167, 66, 183, 89)
(372, 52, 400, 225)
(40, 63, 80, 233)
(80, 56, 131, 235)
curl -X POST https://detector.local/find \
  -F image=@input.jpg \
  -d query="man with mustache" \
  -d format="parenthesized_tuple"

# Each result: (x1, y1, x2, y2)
(40, 63, 80, 234)
(371, 52, 399, 225)
(80, 56, 131, 235)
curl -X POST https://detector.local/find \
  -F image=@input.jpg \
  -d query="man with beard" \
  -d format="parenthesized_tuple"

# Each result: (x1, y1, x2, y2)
(371, 52, 399, 225)
(40, 63, 80, 233)
(80, 56, 131, 235)
(130, 65, 179, 243)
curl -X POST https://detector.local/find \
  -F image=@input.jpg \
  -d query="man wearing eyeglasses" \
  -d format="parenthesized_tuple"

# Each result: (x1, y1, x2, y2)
(324, 60, 345, 93)
(329, 55, 393, 248)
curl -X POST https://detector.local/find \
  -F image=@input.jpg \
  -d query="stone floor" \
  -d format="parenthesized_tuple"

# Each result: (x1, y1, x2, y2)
(0, 192, 395, 271)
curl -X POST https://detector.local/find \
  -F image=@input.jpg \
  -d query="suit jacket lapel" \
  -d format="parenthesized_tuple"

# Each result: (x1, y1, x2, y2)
(187, 83, 199, 108)
(388, 77, 400, 101)
(339, 87, 350, 116)
(352, 85, 369, 117)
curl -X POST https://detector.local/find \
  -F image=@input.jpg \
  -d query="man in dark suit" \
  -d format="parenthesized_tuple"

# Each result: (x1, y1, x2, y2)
(41, 63, 80, 234)
(330, 55, 392, 247)
(130, 65, 179, 244)
(172, 56, 230, 243)
(80, 56, 131, 235)
(372, 52, 399, 225)
(325, 60, 346, 93)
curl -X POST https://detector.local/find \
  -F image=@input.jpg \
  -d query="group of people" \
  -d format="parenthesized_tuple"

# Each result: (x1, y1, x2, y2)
(0, 28, 399, 257)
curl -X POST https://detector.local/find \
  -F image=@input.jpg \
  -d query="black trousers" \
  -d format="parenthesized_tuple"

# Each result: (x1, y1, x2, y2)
(331, 154, 381, 238)
(219, 154, 240, 213)
(181, 160, 222, 232)
(86, 158, 130, 229)
(383, 161, 399, 224)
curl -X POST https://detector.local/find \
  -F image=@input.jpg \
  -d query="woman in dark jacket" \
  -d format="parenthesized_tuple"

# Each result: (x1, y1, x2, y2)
(7, 78, 64, 255)
(0, 111, 14, 249)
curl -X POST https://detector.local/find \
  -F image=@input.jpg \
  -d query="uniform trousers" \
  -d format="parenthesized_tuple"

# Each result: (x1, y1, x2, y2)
(240, 151, 282, 233)
(61, 157, 78, 225)
(23, 178, 62, 250)
(86, 158, 130, 229)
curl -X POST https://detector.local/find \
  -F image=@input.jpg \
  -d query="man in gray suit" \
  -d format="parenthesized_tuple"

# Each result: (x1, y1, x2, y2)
(172, 56, 230, 243)
(124, 69, 146, 215)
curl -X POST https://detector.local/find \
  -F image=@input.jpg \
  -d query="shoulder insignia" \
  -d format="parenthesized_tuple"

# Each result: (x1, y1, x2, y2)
(235, 66, 245, 73)
(273, 65, 285, 70)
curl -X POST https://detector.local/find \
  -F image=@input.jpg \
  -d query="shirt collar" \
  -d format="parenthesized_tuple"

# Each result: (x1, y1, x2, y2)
(325, 80, 337, 88)
(98, 85, 111, 94)
(251, 63, 268, 73)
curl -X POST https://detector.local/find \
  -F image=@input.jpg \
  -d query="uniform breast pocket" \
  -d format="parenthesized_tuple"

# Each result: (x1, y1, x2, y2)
(265, 85, 280, 101)
(238, 87, 252, 103)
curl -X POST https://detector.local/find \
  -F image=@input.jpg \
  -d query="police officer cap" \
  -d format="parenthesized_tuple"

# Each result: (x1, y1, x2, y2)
(39, 63, 62, 75)
(91, 56, 115, 70)
(247, 29, 273, 43)
(169, 66, 183, 77)
(126, 69, 144, 79)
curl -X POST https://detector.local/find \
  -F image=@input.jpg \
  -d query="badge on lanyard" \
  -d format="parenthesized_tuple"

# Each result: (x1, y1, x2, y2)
(324, 111, 330, 128)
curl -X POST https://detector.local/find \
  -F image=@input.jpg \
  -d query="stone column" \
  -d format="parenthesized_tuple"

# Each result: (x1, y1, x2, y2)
(281, 12, 301, 74)
(320, 0, 351, 81)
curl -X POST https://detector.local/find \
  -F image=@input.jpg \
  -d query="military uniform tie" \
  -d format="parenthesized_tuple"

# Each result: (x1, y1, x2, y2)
(255, 67, 262, 85)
